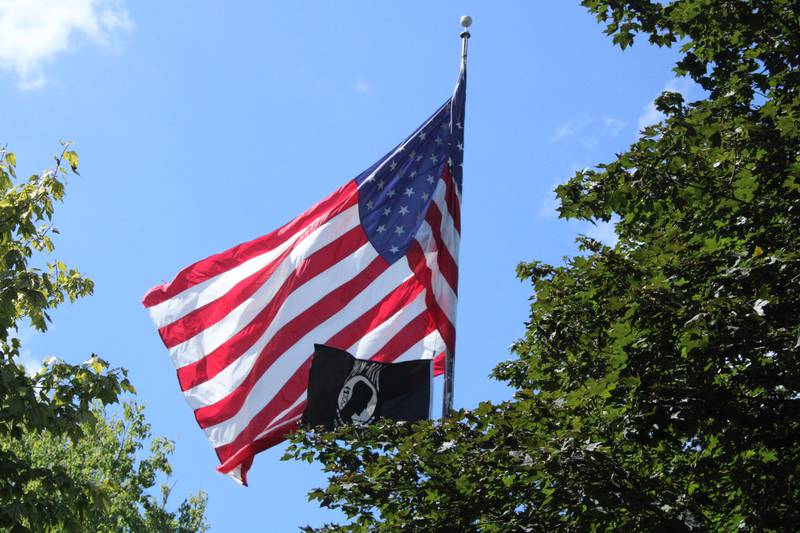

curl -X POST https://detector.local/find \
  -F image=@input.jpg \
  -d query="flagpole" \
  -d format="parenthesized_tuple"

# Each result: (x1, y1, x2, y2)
(459, 15, 471, 66)
(442, 15, 471, 421)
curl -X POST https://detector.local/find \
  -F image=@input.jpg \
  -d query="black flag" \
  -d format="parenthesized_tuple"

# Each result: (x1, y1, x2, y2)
(303, 344, 432, 431)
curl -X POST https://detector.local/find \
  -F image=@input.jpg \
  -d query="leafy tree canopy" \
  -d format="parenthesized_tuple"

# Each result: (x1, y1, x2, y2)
(284, 1, 800, 530)
(0, 145, 208, 531)
(5, 402, 208, 532)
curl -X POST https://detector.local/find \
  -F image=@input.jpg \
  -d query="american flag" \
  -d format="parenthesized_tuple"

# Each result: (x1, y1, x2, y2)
(143, 67, 466, 485)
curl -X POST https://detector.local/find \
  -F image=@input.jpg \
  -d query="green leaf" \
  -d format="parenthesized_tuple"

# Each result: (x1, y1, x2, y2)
(64, 151, 80, 175)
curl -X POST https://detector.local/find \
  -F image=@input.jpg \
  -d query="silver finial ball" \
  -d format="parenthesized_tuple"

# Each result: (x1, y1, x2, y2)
(460, 15, 472, 28)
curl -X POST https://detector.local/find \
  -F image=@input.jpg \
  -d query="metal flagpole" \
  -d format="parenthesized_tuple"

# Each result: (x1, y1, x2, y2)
(442, 15, 471, 421)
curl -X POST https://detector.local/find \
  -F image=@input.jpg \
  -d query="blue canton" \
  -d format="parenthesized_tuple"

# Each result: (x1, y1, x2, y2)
(355, 69, 466, 264)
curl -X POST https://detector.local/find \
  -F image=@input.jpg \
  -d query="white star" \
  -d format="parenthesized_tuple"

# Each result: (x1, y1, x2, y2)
(394, 225, 405, 236)
(366, 200, 374, 210)
(419, 132, 427, 141)
(421, 192, 429, 201)
(427, 174, 435, 184)
(404, 187, 414, 197)
(416, 155, 423, 162)
(409, 150, 417, 160)
(390, 245, 399, 253)
(383, 207, 391, 216)
(399, 205, 409, 215)
(457, 121, 463, 129)
(457, 142, 463, 151)
(389, 160, 397, 171)
(377, 180, 385, 190)
(388, 188, 396, 198)
(364, 175, 375, 183)
(409, 170, 417, 178)
(377, 224, 386, 234)
(435, 137, 443, 145)
(429, 154, 439, 164)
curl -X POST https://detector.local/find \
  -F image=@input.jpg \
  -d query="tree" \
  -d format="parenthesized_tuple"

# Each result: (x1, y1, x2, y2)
(5, 401, 208, 532)
(0, 145, 208, 531)
(284, 1, 800, 530)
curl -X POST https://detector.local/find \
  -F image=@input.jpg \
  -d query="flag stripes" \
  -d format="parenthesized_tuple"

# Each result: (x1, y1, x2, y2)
(176, 224, 369, 394)
(159, 210, 365, 351)
(143, 182, 359, 310)
(144, 68, 465, 484)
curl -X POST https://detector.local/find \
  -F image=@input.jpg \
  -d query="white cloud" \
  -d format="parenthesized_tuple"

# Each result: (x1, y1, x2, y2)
(20, 352, 43, 375)
(602, 116, 626, 136)
(551, 119, 586, 143)
(637, 78, 695, 130)
(0, 0, 132, 89)
(553, 116, 624, 146)
(637, 103, 663, 130)
(355, 80, 370, 93)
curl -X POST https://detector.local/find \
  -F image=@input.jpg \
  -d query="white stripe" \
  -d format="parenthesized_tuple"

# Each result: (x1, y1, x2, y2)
(393, 329, 445, 363)
(430, 180, 460, 259)
(224, 407, 305, 478)
(204, 256, 415, 447)
(167, 206, 361, 368)
(263, 393, 306, 434)
(225, 465, 245, 485)
(150, 205, 359, 329)
(414, 221, 458, 324)
(348, 292, 427, 360)
(149, 235, 298, 330)
(183, 242, 377, 408)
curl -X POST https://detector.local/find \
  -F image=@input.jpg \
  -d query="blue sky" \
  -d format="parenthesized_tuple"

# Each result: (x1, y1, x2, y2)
(1, 1, 689, 530)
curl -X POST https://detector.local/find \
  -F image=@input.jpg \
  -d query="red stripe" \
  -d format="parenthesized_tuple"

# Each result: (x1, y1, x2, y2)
(370, 312, 435, 363)
(161, 224, 365, 350)
(441, 165, 461, 234)
(406, 240, 456, 354)
(142, 181, 359, 308)
(218, 305, 436, 473)
(216, 406, 305, 476)
(194, 255, 390, 428)
(213, 275, 426, 463)
(432, 352, 445, 376)
(215, 313, 440, 475)
(424, 202, 459, 295)
(326, 279, 425, 353)
(215, 221, 457, 474)
(177, 226, 368, 391)
(213, 359, 312, 464)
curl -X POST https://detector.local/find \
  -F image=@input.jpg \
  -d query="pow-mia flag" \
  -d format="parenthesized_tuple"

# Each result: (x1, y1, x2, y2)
(303, 344, 432, 431)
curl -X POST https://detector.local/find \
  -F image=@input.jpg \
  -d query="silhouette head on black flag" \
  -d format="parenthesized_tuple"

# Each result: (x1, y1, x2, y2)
(338, 379, 374, 423)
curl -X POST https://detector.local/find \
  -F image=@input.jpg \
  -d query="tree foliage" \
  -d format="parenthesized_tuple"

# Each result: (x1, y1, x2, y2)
(0, 146, 208, 531)
(5, 402, 208, 532)
(285, 1, 800, 530)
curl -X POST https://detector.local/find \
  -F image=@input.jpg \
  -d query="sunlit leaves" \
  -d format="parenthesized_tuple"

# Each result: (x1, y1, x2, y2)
(4, 402, 208, 532)
(0, 145, 177, 531)
(63, 150, 79, 175)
